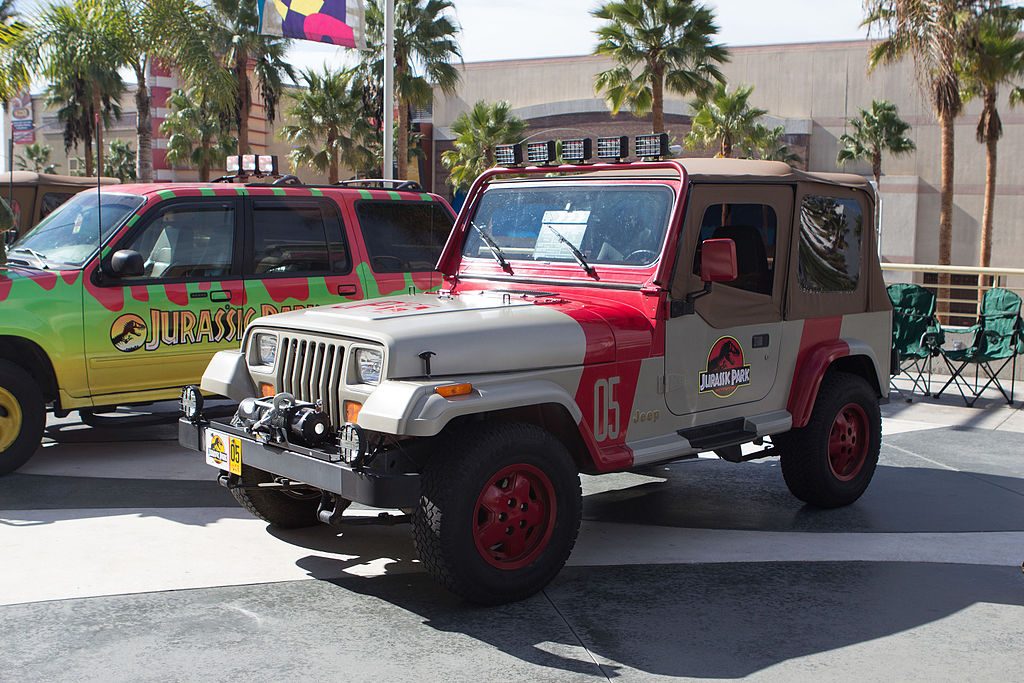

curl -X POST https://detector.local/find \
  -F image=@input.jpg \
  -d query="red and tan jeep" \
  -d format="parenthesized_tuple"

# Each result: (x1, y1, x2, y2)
(181, 136, 892, 604)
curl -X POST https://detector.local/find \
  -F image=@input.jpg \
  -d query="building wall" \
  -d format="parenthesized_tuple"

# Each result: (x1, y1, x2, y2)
(432, 40, 1024, 270)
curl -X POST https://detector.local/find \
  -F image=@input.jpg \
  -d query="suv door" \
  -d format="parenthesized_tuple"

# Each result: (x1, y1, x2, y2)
(83, 197, 244, 397)
(664, 184, 793, 417)
(352, 198, 454, 295)
(242, 196, 362, 316)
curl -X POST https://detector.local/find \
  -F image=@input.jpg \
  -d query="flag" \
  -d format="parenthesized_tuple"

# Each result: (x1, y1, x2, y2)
(258, 0, 366, 50)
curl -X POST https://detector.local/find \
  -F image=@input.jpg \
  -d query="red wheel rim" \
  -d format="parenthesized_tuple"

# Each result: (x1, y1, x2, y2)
(828, 402, 869, 482)
(473, 463, 556, 570)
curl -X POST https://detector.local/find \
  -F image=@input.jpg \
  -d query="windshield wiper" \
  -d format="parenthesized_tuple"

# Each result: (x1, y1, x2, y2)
(9, 248, 50, 269)
(470, 221, 513, 274)
(544, 226, 598, 279)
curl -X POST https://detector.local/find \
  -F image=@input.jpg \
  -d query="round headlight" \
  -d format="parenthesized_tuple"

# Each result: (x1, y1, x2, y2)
(181, 385, 203, 421)
(355, 348, 383, 385)
(255, 333, 277, 367)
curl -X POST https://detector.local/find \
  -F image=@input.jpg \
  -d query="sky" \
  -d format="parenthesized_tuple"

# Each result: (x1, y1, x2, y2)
(289, 0, 870, 73)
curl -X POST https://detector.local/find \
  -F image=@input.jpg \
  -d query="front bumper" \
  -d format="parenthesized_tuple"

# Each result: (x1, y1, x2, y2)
(178, 419, 420, 509)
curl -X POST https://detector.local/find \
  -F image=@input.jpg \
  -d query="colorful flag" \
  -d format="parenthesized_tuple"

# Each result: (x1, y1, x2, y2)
(258, 0, 366, 49)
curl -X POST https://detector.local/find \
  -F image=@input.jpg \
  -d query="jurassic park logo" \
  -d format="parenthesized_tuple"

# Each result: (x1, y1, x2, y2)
(698, 336, 751, 398)
(109, 304, 310, 353)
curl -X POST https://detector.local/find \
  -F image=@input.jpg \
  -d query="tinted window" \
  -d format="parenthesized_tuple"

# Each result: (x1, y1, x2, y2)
(798, 195, 863, 293)
(250, 200, 347, 275)
(693, 203, 777, 296)
(357, 201, 452, 273)
(119, 202, 235, 280)
(464, 185, 673, 267)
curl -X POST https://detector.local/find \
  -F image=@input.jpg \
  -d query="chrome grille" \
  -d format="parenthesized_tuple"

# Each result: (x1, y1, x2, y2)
(277, 335, 346, 425)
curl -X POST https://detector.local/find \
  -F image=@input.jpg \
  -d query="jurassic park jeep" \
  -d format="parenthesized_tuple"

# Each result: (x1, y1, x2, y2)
(0, 175, 454, 475)
(181, 137, 892, 604)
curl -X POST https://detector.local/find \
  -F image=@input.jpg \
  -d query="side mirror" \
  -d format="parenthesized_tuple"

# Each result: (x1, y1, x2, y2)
(700, 238, 738, 283)
(109, 249, 145, 278)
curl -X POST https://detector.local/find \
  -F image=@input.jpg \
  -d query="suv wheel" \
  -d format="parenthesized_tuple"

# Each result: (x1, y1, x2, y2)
(777, 370, 881, 508)
(413, 422, 582, 604)
(231, 465, 323, 528)
(0, 361, 45, 476)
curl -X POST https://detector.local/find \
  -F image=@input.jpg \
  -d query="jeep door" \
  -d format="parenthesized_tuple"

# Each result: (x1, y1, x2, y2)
(351, 197, 454, 296)
(664, 184, 793, 417)
(83, 196, 246, 398)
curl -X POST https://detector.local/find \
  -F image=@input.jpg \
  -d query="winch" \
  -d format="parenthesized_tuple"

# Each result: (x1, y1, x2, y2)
(233, 392, 333, 449)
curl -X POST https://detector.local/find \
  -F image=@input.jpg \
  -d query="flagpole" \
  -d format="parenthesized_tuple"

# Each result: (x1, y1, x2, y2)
(383, 0, 395, 180)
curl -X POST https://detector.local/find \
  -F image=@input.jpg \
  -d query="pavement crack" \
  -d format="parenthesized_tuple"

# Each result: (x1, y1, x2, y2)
(542, 588, 612, 681)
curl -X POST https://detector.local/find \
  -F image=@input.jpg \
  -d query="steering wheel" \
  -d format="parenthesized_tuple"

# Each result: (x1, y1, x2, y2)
(624, 249, 658, 264)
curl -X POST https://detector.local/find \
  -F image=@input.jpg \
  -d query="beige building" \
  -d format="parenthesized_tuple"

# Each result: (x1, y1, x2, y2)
(429, 39, 1024, 271)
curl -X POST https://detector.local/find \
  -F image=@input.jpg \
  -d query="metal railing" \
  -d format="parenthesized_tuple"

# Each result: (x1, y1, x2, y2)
(882, 263, 1024, 326)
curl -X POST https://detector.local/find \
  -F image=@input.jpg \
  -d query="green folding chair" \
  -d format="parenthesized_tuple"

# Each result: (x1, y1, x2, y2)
(887, 283, 945, 398)
(934, 288, 1023, 407)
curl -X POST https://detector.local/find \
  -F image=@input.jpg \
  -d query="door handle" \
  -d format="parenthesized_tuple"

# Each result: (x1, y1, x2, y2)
(336, 284, 358, 296)
(210, 290, 232, 303)
(752, 333, 770, 348)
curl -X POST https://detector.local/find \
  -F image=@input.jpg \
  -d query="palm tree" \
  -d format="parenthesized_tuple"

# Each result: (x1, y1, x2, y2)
(742, 124, 803, 165)
(15, 143, 59, 174)
(593, 0, 728, 134)
(280, 68, 375, 184)
(365, 0, 461, 179)
(441, 100, 527, 191)
(864, 0, 991, 270)
(18, 0, 129, 177)
(685, 83, 766, 158)
(104, 139, 137, 181)
(161, 88, 237, 182)
(837, 100, 916, 187)
(958, 7, 1024, 274)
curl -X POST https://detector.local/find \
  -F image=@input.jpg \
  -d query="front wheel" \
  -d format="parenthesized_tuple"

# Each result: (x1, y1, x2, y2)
(777, 370, 881, 508)
(0, 361, 45, 476)
(413, 422, 582, 605)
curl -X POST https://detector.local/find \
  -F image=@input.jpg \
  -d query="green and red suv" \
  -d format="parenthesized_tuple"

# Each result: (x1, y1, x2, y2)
(0, 180, 454, 474)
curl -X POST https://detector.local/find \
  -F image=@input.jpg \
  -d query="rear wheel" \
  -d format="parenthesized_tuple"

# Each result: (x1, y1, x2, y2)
(231, 465, 324, 528)
(778, 371, 881, 508)
(413, 422, 582, 604)
(0, 361, 45, 476)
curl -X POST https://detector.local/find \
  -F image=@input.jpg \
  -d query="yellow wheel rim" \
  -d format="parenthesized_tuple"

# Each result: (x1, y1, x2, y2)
(0, 387, 23, 452)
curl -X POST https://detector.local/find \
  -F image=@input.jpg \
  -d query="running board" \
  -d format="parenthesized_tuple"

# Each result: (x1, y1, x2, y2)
(677, 410, 792, 451)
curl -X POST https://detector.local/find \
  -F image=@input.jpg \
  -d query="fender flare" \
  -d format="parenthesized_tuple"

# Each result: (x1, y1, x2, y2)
(787, 339, 882, 428)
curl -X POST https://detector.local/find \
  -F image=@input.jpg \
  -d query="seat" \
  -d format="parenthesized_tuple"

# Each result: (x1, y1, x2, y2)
(887, 283, 945, 398)
(712, 225, 772, 295)
(934, 287, 1023, 407)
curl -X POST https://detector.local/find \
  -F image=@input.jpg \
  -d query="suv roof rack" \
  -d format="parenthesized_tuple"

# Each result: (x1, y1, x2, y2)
(335, 179, 424, 193)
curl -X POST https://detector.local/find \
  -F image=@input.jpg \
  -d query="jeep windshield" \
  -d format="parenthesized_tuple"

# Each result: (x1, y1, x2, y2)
(462, 184, 674, 271)
(8, 191, 144, 268)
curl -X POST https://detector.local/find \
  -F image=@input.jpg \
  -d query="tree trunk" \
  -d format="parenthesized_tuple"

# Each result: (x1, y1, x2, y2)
(134, 65, 154, 183)
(936, 110, 955, 317)
(328, 133, 339, 184)
(651, 66, 664, 134)
(83, 109, 95, 178)
(722, 137, 732, 158)
(978, 95, 998, 310)
(397, 102, 409, 179)
(236, 51, 250, 155)
(871, 150, 881, 188)
(93, 92, 104, 177)
(199, 159, 210, 182)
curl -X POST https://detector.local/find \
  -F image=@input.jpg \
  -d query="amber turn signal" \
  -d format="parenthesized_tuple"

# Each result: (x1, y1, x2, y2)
(344, 400, 363, 423)
(435, 383, 474, 399)
(259, 383, 275, 398)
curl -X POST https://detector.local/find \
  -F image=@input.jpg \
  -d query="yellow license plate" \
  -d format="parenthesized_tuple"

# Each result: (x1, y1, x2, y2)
(206, 429, 242, 475)
(228, 436, 242, 476)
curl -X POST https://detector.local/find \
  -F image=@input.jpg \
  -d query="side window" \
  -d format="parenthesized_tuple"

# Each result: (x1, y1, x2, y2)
(118, 202, 235, 280)
(249, 200, 348, 275)
(798, 195, 863, 293)
(693, 203, 777, 296)
(41, 193, 75, 220)
(356, 201, 453, 273)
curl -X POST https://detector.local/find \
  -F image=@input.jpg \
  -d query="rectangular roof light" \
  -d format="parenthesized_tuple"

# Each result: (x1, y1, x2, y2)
(596, 136, 629, 161)
(494, 144, 523, 167)
(636, 133, 670, 160)
(526, 140, 557, 165)
(560, 138, 592, 162)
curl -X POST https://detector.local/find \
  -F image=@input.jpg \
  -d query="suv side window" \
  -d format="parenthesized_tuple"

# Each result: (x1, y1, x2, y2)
(249, 198, 350, 275)
(798, 195, 863, 293)
(118, 201, 235, 280)
(356, 200, 453, 273)
(693, 203, 777, 296)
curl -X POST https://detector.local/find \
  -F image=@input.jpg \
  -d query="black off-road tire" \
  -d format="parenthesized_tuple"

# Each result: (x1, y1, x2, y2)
(0, 360, 45, 476)
(413, 422, 583, 605)
(777, 370, 881, 508)
(231, 465, 322, 529)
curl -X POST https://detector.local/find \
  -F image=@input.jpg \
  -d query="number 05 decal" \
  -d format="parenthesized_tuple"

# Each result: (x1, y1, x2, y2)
(593, 376, 621, 442)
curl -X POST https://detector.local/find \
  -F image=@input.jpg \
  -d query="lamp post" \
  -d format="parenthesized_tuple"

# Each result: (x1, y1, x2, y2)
(383, 0, 395, 180)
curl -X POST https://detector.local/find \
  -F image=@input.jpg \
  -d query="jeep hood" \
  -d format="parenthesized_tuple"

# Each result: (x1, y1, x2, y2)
(256, 292, 654, 378)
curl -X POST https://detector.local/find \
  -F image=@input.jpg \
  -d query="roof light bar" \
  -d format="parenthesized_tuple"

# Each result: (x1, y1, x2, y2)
(526, 140, 557, 166)
(226, 155, 241, 173)
(241, 154, 258, 172)
(494, 144, 523, 167)
(597, 136, 629, 161)
(560, 138, 593, 163)
(257, 155, 278, 175)
(636, 133, 670, 160)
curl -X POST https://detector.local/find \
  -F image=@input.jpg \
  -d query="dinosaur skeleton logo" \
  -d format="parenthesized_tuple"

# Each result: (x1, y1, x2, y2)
(110, 314, 148, 353)
(698, 336, 751, 398)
